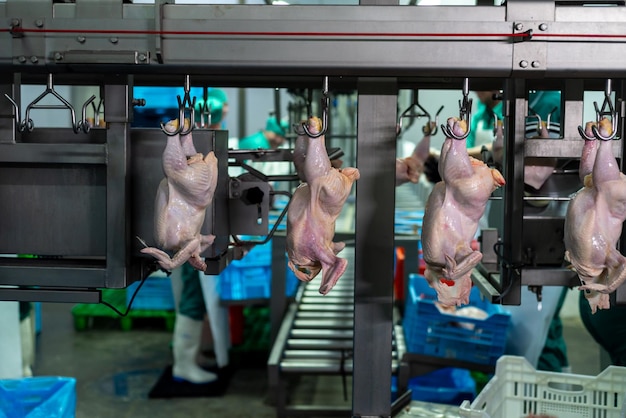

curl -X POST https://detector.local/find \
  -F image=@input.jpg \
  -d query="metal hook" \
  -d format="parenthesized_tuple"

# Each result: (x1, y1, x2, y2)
(397, 92, 443, 137)
(23, 74, 80, 133)
(91, 97, 105, 127)
(578, 124, 596, 141)
(428, 105, 444, 136)
(160, 75, 196, 136)
(197, 88, 210, 128)
(300, 76, 329, 138)
(440, 78, 472, 140)
(398, 90, 429, 136)
(4, 93, 22, 132)
(529, 105, 558, 136)
(578, 79, 618, 141)
(77, 95, 97, 133)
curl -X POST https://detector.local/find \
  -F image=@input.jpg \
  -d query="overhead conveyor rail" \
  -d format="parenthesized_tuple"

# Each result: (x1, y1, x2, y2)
(268, 247, 405, 417)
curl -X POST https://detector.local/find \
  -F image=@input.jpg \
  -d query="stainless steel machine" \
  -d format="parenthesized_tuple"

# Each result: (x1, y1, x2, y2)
(1, 1, 626, 416)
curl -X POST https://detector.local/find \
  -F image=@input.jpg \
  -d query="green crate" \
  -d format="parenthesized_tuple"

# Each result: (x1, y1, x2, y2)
(71, 289, 176, 332)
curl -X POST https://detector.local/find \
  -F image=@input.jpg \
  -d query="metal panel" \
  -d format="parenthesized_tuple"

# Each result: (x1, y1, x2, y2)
(0, 163, 106, 255)
(0, 287, 100, 303)
(159, 6, 511, 77)
(4, 3, 626, 78)
(352, 77, 396, 418)
(0, 263, 106, 288)
(0, 142, 107, 164)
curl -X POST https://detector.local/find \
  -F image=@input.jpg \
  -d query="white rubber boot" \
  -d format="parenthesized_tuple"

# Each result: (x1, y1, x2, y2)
(172, 314, 217, 384)
(20, 316, 33, 377)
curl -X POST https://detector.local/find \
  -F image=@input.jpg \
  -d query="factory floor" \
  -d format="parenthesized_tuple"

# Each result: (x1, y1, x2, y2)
(32, 290, 604, 418)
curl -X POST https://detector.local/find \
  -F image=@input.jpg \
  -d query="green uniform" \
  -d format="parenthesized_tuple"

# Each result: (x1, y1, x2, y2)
(467, 100, 503, 149)
(239, 131, 270, 149)
(579, 291, 626, 366)
(178, 263, 205, 321)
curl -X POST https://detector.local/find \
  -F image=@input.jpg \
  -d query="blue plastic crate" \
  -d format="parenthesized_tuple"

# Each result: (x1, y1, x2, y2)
(219, 262, 299, 301)
(408, 367, 476, 406)
(403, 274, 510, 365)
(394, 210, 424, 236)
(230, 240, 272, 268)
(0, 377, 76, 418)
(126, 275, 175, 311)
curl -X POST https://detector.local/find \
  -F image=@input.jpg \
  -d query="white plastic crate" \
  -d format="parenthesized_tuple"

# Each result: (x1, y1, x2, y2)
(459, 355, 626, 418)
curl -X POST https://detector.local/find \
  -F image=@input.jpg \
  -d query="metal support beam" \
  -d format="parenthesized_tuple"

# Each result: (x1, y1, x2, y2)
(104, 77, 132, 288)
(0, 287, 101, 304)
(501, 78, 526, 305)
(352, 77, 397, 418)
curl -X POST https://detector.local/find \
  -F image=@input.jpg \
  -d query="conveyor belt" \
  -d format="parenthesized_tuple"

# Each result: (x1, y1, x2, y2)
(268, 247, 405, 417)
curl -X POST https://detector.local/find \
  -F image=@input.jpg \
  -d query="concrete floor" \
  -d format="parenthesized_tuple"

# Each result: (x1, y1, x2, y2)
(31, 291, 604, 418)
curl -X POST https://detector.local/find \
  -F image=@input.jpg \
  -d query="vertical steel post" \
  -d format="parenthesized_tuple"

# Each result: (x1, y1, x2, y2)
(104, 76, 132, 288)
(352, 77, 397, 418)
(501, 79, 526, 305)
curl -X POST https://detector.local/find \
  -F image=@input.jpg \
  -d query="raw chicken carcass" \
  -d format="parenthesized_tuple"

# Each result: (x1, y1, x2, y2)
(564, 118, 626, 313)
(140, 119, 218, 272)
(396, 122, 435, 186)
(421, 117, 506, 306)
(287, 117, 360, 295)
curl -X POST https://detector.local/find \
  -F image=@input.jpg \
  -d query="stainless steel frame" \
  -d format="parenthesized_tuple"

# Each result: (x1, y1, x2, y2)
(1, 1, 626, 417)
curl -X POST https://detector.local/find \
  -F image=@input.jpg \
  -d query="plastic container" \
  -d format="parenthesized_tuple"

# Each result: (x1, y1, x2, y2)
(403, 274, 510, 365)
(410, 367, 477, 406)
(219, 240, 299, 301)
(126, 274, 175, 311)
(0, 377, 76, 418)
(460, 355, 626, 418)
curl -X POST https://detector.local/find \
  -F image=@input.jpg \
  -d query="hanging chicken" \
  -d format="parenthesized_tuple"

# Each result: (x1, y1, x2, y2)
(286, 117, 360, 295)
(421, 117, 506, 306)
(564, 117, 626, 313)
(140, 119, 218, 272)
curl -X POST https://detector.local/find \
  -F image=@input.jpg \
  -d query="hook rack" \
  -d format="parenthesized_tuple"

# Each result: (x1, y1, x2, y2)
(397, 90, 443, 137)
(527, 106, 559, 137)
(578, 79, 619, 141)
(300, 76, 329, 138)
(15, 74, 80, 133)
(440, 78, 472, 140)
(160, 75, 196, 136)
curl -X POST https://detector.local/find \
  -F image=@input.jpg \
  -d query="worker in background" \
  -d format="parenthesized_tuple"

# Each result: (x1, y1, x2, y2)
(152, 88, 229, 397)
(239, 115, 289, 150)
(579, 292, 626, 366)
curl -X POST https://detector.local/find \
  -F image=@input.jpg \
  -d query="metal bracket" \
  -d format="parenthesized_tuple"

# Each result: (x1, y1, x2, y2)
(512, 21, 548, 76)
